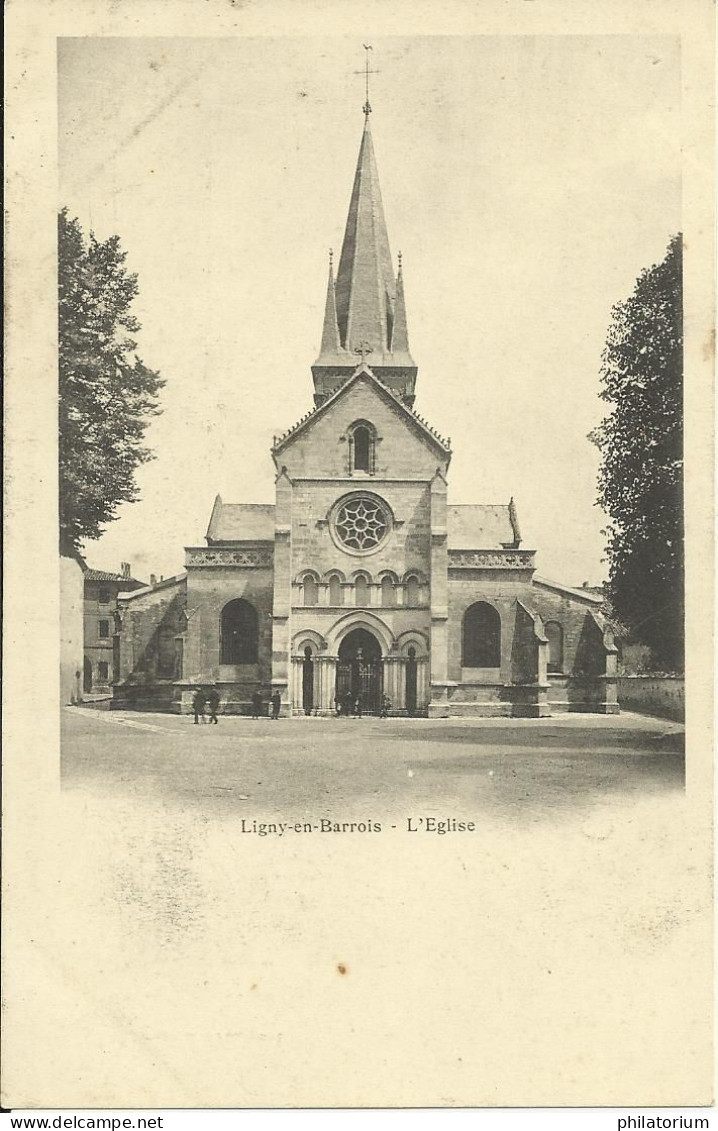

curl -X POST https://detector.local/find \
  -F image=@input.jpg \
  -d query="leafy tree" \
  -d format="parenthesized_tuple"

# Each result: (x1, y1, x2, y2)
(59, 209, 164, 555)
(590, 235, 683, 671)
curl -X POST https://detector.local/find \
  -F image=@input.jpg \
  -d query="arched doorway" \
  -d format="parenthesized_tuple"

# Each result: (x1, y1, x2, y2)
(302, 645, 314, 715)
(337, 627, 383, 715)
(406, 646, 418, 716)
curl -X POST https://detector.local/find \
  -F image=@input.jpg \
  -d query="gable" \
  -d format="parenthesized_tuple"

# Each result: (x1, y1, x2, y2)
(206, 500, 275, 543)
(273, 372, 450, 480)
(447, 505, 518, 550)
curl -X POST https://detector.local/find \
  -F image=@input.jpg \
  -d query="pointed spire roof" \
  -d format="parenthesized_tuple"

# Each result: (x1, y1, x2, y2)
(334, 116, 395, 355)
(390, 255, 409, 352)
(312, 110, 417, 407)
(319, 253, 340, 354)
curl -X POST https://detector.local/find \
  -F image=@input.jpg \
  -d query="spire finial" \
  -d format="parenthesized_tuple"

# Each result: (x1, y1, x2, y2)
(329, 247, 334, 269)
(355, 44, 379, 118)
(397, 250, 403, 273)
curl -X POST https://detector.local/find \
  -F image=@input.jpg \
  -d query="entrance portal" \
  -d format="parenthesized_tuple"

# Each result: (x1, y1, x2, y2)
(337, 627, 383, 715)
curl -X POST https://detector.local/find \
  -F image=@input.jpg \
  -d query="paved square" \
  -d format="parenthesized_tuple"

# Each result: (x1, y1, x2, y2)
(62, 707, 684, 824)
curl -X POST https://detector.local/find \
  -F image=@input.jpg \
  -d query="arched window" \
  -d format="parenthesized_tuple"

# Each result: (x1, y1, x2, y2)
(405, 576, 420, 607)
(349, 422, 375, 474)
(329, 575, 343, 606)
(355, 575, 370, 606)
(406, 645, 418, 716)
(221, 599, 259, 664)
(462, 602, 501, 667)
(381, 575, 396, 606)
(353, 426, 371, 471)
(302, 575, 318, 606)
(302, 645, 314, 715)
(545, 621, 564, 673)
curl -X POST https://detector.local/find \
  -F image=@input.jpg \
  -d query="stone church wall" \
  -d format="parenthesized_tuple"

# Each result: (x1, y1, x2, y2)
(529, 584, 618, 713)
(113, 576, 187, 711)
(289, 480, 432, 585)
(446, 570, 535, 683)
(278, 379, 447, 481)
(185, 562, 274, 691)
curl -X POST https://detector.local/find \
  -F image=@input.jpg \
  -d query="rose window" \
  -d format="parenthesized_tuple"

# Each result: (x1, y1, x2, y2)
(335, 496, 389, 551)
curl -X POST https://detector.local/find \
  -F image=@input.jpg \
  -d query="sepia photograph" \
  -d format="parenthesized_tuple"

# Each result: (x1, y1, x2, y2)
(3, 3, 714, 1117)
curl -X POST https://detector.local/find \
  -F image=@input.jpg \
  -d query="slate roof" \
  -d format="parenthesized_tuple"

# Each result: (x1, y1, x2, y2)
(206, 497, 276, 543)
(447, 505, 520, 550)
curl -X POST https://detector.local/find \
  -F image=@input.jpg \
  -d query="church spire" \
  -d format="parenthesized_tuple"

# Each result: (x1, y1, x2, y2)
(333, 113, 395, 354)
(319, 250, 340, 354)
(312, 95, 417, 407)
(390, 252, 410, 353)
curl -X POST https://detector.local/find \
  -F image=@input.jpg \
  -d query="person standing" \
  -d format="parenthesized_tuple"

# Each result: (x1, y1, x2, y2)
(192, 687, 206, 725)
(251, 688, 263, 719)
(270, 690, 281, 720)
(354, 692, 363, 718)
(380, 694, 391, 719)
(206, 686, 220, 725)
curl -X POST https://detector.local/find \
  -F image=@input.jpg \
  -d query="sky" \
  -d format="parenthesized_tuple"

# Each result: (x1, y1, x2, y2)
(58, 35, 681, 586)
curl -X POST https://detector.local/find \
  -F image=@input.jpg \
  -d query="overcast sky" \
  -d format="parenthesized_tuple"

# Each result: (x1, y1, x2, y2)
(58, 35, 681, 585)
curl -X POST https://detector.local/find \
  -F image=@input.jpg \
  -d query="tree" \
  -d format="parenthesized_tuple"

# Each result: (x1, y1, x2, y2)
(590, 235, 683, 671)
(59, 209, 164, 555)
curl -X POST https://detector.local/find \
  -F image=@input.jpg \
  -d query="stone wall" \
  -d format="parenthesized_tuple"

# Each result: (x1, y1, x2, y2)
(618, 675, 685, 721)
(289, 480, 432, 590)
(113, 576, 187, 711)
(183, 555, 275, 714)
(276, 376, 448, 481)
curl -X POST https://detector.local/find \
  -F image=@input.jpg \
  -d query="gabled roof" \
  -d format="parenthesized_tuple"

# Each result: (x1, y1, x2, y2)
(119, 573, 188, 602)
(447, 505, 519, 550)
(206, 497, 275, 543)
(84, 568, 146, 586)
(273, 365, 450, 456)
(532, 575, 604, 605)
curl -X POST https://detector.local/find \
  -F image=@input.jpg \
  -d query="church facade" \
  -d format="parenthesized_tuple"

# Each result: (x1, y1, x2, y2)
(113, 108, 618, 718)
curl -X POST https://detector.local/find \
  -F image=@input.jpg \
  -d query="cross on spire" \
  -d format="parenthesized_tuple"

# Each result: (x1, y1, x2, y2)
(354, 44, 379, 117)
(354, 340, 373, 363)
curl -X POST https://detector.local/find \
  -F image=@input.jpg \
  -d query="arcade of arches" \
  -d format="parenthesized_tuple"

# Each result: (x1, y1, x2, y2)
(290, 625, 429, 717)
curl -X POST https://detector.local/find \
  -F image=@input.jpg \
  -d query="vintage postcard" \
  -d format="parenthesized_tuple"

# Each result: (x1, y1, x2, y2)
(3, 0, 714, 1114)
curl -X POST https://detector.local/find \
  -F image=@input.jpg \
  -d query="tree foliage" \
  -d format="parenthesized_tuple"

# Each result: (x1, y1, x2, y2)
(590, 235, 683, 671)
(59, 209, 164, 555)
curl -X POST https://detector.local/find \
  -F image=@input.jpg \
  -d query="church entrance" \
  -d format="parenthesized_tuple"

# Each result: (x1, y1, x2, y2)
(337, 628, 383, 715)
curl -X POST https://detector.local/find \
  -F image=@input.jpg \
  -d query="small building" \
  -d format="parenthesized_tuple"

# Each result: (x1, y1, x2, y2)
(83, 563, 145, 695)
(112, 104, 618, 718)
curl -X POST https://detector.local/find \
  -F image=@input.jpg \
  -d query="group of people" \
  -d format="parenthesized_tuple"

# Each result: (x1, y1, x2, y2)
(335, 692, 392, 718)
(192, 686, 221, 724)
(252, 689, 282, 720)
(192, 686, 282, 723)
(192, 686, 392, 721)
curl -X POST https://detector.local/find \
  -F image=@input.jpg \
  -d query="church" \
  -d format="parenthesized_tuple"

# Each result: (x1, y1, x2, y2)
(113, 100, 618, 718)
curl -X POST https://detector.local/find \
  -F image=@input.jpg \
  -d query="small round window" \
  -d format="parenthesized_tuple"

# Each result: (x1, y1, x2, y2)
(334, 495, 390, 552)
